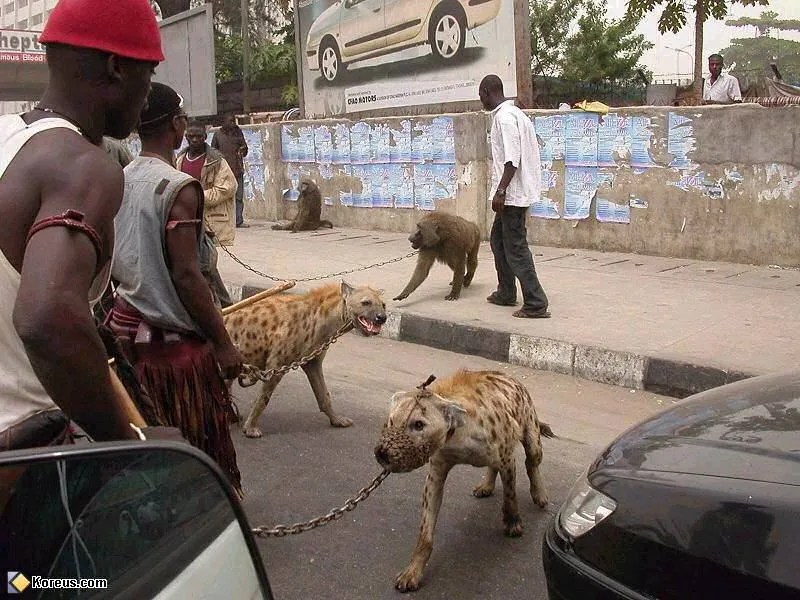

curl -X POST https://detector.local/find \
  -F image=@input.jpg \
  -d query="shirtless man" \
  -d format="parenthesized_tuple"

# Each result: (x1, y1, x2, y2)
(0, 0, 165, 449)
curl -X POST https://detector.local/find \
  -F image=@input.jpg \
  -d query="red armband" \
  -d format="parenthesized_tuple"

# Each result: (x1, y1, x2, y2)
(26, 209, 104, 265)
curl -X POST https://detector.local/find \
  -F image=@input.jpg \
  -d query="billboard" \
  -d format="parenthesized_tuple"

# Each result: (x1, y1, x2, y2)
(0, 29, 46, 64)
(297, 0, 517, 118)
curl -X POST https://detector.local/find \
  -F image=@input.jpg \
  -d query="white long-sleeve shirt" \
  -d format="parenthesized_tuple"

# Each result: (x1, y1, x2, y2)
(489, 100, 542, 208)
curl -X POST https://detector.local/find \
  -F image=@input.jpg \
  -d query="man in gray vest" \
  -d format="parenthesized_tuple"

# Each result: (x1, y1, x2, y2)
(108, 83, 245, 497)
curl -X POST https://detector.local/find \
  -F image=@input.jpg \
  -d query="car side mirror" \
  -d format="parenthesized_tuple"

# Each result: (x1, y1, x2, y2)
(0, 441, 273, 599)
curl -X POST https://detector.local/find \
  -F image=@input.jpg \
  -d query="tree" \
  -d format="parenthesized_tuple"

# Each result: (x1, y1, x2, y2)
(721, 11, 800, 85)
(561, 0, 653, 84)
(156, 0, 190, 19)
(625, 0, 771, 96)
(529, 0, 585, 78)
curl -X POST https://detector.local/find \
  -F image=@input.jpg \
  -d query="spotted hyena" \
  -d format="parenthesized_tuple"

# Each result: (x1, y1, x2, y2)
(225, 281, 386, 438)
(374, 369, 555, 592)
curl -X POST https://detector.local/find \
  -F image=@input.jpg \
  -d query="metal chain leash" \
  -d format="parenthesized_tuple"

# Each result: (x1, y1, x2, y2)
(251, 469, 391, 537)
(237, 320, 355, 387)
(216, 238, 418, 283)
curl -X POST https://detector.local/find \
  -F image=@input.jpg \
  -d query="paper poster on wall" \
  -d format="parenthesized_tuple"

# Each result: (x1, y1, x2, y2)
(596, 198, 630, 223)
(627, 116, 657, 169)
(349, 121, 371, 164)
(244, 163, 265, 202)
(597, 113, 629, 168)
(351, 165, 374, 207)
(390, 164, 415, 208)
(532, 168, 560, 219)
(534, 115, 565, 162)
(667, 112, 696, 170)
(564, 167, 609, 220)
(411, 121, 433, 163)
(297, 0, 517, 118)
(280, 124, 297, 162)
(332, 122, 351, 164)
(389, 120, 412, 163)
(371, 164, 394, 207)
(370, 123, 391, 164)
(241, 128, 263, 165)
(314, 125, 333, 164)
(297, 125, 316, 163)
(431, 117, 456, 163)
(413, 163, 436, 210)
(283, 163, 309, 201)
(565, 113, 599, 168)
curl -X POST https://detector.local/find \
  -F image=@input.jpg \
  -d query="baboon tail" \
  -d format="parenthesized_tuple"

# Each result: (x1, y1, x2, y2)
(319, 220, 334, 229)
(539, 421, 557, 439)
(271, 221, 293, 230)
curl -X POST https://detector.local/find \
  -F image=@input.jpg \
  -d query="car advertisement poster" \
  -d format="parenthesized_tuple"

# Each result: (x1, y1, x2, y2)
(297, 0, 517, 118)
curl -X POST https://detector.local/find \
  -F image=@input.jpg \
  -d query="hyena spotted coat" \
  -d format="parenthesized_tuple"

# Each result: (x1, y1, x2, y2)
(374, 369, 555, 592)
(225, 281, 386, 438)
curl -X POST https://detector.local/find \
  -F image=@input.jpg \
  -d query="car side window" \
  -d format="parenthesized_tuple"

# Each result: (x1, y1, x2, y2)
(0, 450, 236, 599)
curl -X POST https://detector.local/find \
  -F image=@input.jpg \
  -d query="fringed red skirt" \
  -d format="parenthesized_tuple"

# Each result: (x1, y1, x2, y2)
(108, 298, 243, 497)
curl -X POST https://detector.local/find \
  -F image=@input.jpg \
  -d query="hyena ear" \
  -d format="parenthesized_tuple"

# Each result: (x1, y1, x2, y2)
(390, 392, 405, 409)
(441, 401, 467, 430)
(341, 281, 354, 297)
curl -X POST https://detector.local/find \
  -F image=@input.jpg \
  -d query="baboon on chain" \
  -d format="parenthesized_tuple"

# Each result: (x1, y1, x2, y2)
(394, 211, 481, 301)
(272, 177, 333, 233)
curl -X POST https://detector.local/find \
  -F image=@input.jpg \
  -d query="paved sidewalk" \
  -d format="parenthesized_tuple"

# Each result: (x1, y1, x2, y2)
(218, 221, 800, 398)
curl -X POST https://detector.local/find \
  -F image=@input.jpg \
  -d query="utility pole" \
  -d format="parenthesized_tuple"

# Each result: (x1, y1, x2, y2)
(241, 0, 250, 114)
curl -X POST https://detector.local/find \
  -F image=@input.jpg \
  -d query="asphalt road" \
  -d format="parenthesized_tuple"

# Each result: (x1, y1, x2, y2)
(230, 334, 673, 600)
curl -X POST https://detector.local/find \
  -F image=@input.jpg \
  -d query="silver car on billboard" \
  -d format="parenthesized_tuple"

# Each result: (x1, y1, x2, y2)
(306, 0, 502, 83)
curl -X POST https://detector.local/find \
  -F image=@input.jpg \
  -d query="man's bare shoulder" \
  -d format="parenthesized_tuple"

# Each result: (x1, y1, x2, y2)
(24, 128, 122, 190)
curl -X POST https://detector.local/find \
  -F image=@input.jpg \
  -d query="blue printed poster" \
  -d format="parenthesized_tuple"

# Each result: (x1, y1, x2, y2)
(667, 112, 696, 170)
(297, 125, 316, 163)
(390, 164, 415, 209)
(280, 125, 296, 162)
(332, 122, 351, 164)
(596, 198, 630, 224)
(349, 122, 371, 164)
(534, 115, 565, 162)
(242, 128, 263, 165)
(350, 165, 373, 207)
(371, 164, 394, 208)
(564, 167, 610, 220)
(389, 120, 412, 163)
(627, 116, 657, 169)
(314, 125, 333, 164)
(597, 113, 629, 168)
(565, 113, 599, 167)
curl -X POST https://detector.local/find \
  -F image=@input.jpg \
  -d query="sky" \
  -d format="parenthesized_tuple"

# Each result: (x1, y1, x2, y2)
(605, 0, 800, 82)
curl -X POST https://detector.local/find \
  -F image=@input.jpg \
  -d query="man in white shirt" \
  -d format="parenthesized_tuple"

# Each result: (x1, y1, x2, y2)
(703, 54, 742, 105)
(479, 74, 550, 318)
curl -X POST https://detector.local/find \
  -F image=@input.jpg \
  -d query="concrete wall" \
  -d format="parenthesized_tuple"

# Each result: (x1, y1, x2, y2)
(220, 104, 800, 266)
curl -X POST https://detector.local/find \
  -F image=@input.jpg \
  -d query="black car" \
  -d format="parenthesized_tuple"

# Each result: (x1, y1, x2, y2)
(543, 370, 800, 600)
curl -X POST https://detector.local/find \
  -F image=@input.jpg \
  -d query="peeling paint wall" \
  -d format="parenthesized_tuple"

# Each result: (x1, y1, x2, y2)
(185, 104, 800, 266)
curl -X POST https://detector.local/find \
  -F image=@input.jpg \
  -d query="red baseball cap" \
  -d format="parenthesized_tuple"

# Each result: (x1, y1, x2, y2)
(39, 0, 164, 62)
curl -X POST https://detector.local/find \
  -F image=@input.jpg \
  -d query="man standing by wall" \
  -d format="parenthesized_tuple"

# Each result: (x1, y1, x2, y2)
(176, 120, 236, 308)
(109, 83, 245, 496)
(479, 74, 550, 319)
(212, 114, 249, 228)
(703, 54, 742, 105)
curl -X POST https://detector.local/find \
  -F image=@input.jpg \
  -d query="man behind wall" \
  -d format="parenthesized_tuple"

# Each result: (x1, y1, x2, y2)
(479, 74, 551, 319)
(212, 113, 249, 228)
(108, 83, 245, 496)
(0, 0, 166, 450)
(703, 53, 742, 105)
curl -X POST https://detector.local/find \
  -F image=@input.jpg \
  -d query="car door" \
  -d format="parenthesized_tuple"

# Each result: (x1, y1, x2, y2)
(338, 0, 386, 60)
(383, 0, 429, 49)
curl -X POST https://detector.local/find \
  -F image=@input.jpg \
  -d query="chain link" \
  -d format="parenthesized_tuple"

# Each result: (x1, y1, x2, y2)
(237, 320, 355, 387)
(217, 239, 418, 283)
(251, 469, 391, 537)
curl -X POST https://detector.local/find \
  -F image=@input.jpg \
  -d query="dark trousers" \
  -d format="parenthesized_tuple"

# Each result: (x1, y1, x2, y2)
(490, 205, 548, 311)
(235, 172, 245, 226)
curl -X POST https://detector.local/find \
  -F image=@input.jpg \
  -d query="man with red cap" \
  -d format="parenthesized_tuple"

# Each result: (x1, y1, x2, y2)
(0, 0, 166, 451)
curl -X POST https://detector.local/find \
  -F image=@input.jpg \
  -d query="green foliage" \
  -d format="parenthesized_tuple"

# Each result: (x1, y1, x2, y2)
(625, 0, 771, 35)
(722, 36, 800, 84)
(561, 0, 653, 84)
(529, 0, 585, 77)
(726, 10, 800, 34)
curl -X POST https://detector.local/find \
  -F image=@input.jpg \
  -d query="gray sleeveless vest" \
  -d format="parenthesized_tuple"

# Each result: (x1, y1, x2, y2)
(112, 156, 204, 336)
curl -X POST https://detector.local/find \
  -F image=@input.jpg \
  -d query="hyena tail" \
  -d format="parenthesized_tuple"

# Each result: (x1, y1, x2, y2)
(539, 421, 557, 439)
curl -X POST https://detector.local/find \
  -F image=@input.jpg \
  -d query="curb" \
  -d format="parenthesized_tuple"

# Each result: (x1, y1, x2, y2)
(228, 284, 756, 399)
